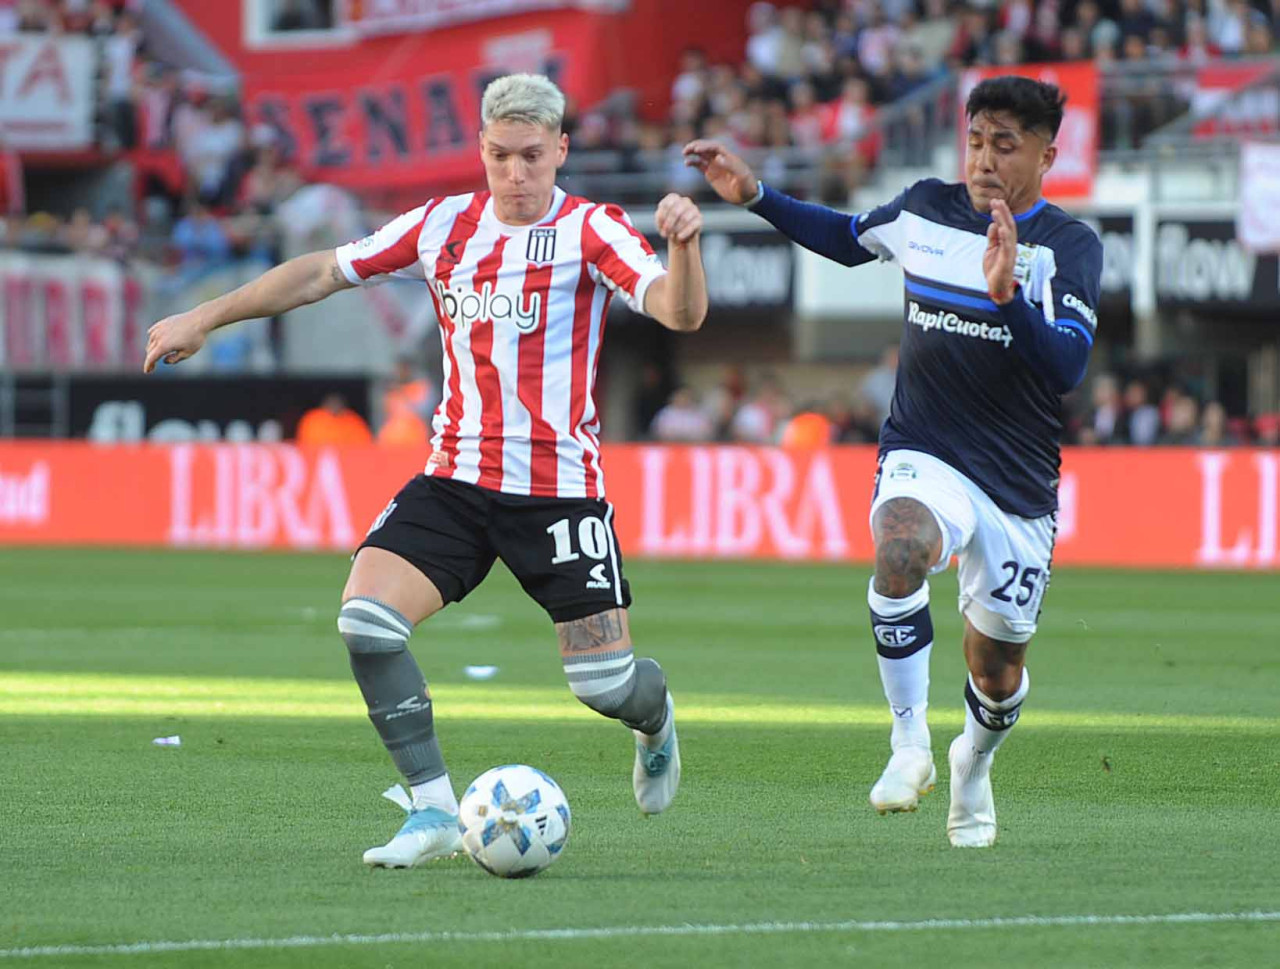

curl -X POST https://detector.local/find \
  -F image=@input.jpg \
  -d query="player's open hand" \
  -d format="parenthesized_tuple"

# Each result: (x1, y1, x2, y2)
(655, 193, 702, 246)
(143, 310, 207, 374)
(983, 198, 1018, 305)
(681, 140, 759, 206)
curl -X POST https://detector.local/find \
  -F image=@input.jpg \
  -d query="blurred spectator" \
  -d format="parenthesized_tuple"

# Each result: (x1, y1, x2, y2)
(651, 387, 715, 442)
(672, 47, 708, 104)
(1255, 414, 1280, 447)
(101, 11, 141, 150)
(1159, 392, 1200, 444)
(171, 200, 232, 281)
(858, 345, 898, 428)
(746, 2, 783, 75)
(1124, 380, 1161, 445)
(781, 404, 835, 448)
(297, 394, 373, 445)
(1198, 401, 1239, 446)
(731, 379, 790, 443)
(906, 0, 958, 65)
(1090, 373, 1122, 443)
(378, 357, 435, 446)
(178, 96, 246, 208)
(634, 362, 675, 436)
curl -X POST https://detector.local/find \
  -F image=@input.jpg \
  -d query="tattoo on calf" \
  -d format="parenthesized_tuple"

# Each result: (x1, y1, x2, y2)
(558, 610, 625, 652)
(329, 263, 346, 285)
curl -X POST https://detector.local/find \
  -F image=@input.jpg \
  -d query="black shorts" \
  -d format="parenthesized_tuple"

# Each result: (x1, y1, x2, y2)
(358, 475, 632, 623)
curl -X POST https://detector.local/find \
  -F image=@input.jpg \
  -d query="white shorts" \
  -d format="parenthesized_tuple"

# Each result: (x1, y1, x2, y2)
(870, 449, 1057, 644)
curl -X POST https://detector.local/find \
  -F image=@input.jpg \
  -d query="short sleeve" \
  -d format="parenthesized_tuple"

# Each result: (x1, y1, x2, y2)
(584, 204, 667, 315)
(334, 202, 434, 286)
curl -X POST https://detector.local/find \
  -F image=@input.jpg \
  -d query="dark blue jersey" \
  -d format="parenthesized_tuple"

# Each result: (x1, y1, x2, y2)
(848, 179, 1102, 517)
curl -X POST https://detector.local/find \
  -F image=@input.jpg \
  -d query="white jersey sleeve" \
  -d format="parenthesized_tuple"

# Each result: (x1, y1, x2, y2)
(334, 202, 435, 286)
(584, 204, 667, 315)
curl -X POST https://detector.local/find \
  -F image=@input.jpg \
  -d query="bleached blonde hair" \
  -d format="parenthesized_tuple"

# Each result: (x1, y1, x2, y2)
(481, 74, 566, 131)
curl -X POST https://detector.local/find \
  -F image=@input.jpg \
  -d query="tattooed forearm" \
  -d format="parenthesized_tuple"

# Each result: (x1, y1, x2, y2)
(557, 609, 626, 652)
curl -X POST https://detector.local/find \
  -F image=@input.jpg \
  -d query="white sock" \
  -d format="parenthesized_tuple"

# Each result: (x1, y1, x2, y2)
(410, 773, 458, 813)
(963, 669, 1030, 755)
(868, 578, 932, 751)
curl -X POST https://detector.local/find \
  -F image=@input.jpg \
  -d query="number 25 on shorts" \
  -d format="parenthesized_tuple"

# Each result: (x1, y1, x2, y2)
(990, 561, 1042, 607)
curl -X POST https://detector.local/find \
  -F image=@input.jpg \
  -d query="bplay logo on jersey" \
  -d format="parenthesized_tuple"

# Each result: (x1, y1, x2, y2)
(907, 301, 1013, 348)
(434, 280, 541, 333)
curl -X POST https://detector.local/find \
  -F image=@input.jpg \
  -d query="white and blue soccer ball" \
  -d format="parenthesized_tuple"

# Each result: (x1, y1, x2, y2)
(458, 765, 571, 878)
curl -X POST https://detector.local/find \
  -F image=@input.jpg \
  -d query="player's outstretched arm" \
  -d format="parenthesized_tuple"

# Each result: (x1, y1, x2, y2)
(143, 250, 354, 373)
(645, 193, 708, 332)
(682, 139, 872, 268)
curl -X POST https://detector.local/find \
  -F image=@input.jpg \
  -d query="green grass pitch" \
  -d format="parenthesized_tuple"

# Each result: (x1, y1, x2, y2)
(1, 548, 1277, 968)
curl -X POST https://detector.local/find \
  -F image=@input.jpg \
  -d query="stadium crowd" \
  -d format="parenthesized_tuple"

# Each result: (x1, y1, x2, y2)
(643, 363, 1280, 448)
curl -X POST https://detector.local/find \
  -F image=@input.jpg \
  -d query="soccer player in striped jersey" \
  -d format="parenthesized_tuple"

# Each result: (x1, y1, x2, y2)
(686, 77, 1102, 847)
(145, 74, 708, 868)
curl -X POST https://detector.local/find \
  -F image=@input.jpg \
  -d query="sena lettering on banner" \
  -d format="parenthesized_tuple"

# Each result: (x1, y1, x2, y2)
(246, 19, 582, 194)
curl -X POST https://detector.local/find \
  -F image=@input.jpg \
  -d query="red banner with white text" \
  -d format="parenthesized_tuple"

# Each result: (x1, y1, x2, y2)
(339, 0, 628, 36)
(244, 13, 604, 196)
(0, 444, 1277, 570)
(958, 63, 1098, 201)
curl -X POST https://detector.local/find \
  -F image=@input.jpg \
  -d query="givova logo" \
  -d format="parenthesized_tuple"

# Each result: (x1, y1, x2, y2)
(435, 280, 541, 333)
(907, 301, 1013, 348)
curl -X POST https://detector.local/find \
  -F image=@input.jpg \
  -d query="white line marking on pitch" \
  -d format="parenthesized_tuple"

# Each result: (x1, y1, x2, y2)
(2, 911, 1276, 960)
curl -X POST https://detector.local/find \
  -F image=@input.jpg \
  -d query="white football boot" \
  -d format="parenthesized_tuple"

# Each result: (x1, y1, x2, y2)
(947, 735, 997, 847)
(633, 692, 681, 815)
(869, 745, 937, 814)
(362, 785, 463, 868)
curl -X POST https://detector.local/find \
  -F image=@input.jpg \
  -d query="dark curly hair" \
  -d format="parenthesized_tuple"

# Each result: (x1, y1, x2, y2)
(966, 76, 1067, 140)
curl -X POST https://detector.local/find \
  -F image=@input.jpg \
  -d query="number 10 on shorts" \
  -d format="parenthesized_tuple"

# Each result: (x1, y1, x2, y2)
(547, 517, 610, 565)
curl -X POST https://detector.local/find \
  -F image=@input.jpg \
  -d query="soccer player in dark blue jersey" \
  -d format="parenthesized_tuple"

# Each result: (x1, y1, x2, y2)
(686, 77, 1102, 847)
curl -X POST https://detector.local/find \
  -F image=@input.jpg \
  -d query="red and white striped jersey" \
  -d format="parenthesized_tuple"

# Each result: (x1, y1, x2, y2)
(336, 187, 667, 500)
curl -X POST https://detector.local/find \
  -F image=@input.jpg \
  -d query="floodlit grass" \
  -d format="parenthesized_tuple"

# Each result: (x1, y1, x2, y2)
(1, 549, 1277, 968)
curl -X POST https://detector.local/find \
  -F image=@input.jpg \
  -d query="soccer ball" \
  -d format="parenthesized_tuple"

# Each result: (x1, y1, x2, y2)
(458, 765, 571, 878)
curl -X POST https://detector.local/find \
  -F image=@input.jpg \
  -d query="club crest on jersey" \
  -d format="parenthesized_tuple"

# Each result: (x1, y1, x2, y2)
(434, 280, 541, 333)
(526, 227, 557, 264)
(1014, 243, 1037, 289)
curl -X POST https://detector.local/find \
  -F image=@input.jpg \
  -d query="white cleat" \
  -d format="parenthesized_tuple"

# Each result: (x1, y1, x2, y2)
(947, 734, 997, 848)
(633, 692, 680, 815)
(870, 745, 937, 814)
(362, 786, 463, 868)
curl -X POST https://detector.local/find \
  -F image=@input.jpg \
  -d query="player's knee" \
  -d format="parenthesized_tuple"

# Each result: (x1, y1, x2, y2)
(872, 498, 940, 596)
(338, 597, 412, 655)
(873, 538, 933, 597)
